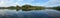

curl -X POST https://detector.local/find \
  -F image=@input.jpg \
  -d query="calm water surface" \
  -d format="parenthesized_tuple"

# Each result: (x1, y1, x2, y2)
(0, 9, 60, 18)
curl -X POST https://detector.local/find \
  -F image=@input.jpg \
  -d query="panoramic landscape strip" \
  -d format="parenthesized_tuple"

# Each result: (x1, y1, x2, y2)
(0, 4, 60, 11)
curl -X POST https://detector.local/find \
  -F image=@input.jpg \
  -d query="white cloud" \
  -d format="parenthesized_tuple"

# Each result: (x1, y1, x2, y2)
(45, 0, 60, 7)
(33, 3, 43, 6)
(0, 0, 13, 7)
(16, 0, 34, 6)
(0, 0, 34, 7)
(0, 0, 23, 7)
(1, 0, 60, 7)
(23, 0, 34, 2)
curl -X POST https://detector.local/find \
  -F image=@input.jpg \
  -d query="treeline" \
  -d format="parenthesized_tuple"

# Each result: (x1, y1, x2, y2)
(46, 6, 60, 10)
(0, 4, 60, 10)
(22, 4, 45, 10)
(0, 4, 45, 10)
(52, 6, 60, 10)
(0, 5, 21, 9)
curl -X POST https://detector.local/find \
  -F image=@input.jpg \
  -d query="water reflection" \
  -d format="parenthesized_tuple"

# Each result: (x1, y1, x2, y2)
(55, 9, 60, 11)
(22, 9, 32, 11)
(16, 9, 60, 11)
(16, 9, 20, 11)
(0, 9, 60, 18)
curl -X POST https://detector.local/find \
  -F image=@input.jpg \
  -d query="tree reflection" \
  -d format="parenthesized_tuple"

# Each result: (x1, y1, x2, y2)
(22, 9, 32, 11)
(16, 9, 20, 11)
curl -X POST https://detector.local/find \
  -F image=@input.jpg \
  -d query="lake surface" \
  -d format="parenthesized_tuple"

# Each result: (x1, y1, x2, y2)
(0, 9, 60, 18)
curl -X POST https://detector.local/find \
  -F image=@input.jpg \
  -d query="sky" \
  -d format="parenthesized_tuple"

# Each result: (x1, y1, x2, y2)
(0, 0, 60, 7)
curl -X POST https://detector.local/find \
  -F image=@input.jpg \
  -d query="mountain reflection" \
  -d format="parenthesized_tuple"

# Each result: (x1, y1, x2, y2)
(22, 9, 32, 11)
(0, 9, 60, 18)
(16, 9, 60, 11)
(16, 9, 20, 11)
(57, 10, 60, 11)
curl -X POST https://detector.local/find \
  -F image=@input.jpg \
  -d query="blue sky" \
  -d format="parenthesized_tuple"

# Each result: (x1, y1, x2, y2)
(0, 0, 60, 7)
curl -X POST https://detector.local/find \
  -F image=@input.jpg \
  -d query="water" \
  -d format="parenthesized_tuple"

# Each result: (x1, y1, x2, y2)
(0, 9, 60, 18)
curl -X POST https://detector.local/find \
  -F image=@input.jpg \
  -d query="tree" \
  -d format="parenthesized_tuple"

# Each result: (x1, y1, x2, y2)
(22, 4, 32, 9)
(8, 6, 16, 9)
(53, 6, 60, 10)
(16, 5, 21, 11)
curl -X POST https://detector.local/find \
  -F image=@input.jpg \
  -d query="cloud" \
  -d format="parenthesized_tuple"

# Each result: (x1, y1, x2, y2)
(18, 0, 34, 5)
(0, 0, 60, 7)
(0, 0, 14, 7)
(45, 0, 60, 7)
(0, 0, 23, 7)
(32, 3, 41, 6)
(0, 0, 34, 7)
(23, 0, 34, 3)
